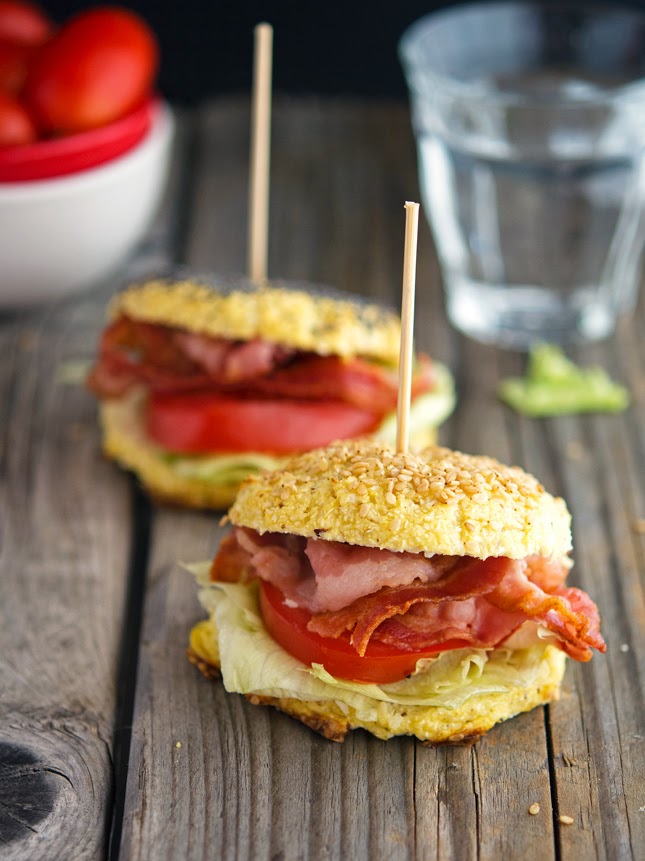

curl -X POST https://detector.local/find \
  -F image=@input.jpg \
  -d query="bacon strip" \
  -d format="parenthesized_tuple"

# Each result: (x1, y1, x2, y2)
(242, 354, 434, 412)
(87, 317, 212, 396)
(210, 532, 256, 583)
(374, 601, 525, 653)
(487, 567, 605, 661)
(308, 557, 515, 655)
(87, 316, 434, 411)
(208, 527, 606, 662)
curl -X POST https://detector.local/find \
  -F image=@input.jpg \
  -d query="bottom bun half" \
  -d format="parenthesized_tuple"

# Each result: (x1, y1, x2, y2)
(186, 572, 566, 744)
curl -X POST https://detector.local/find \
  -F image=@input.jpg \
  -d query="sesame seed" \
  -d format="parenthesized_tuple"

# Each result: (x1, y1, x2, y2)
(559, 815, 574, 826)
(228, 438, 569, 559)
(529, 803, 540, 815)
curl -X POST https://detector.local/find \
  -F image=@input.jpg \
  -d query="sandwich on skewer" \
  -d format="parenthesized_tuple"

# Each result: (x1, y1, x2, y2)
(86, 276, 455, 509)
(86, 37, 453, 509)
(187, 203, 604, 743)
(187, 437, 605, 743)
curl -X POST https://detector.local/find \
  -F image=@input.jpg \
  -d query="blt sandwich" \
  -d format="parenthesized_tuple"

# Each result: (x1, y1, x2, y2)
(87, 278, 454, 509)
(188, 438, 605, 743)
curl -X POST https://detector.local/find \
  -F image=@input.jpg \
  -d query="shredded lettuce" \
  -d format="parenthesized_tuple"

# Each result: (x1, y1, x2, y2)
(190, 571, 556, 714)
(498, 344, 629, 416)
(163, 451, 284, 482)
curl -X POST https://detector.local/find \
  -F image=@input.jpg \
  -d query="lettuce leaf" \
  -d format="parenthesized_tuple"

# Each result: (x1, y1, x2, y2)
(498, 344, 629, 416)
(191, 572, 556, 714)
(164, 451, 284, 482)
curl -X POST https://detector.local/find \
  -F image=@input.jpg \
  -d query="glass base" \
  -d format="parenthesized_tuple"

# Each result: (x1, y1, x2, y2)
(445, 275, 615, 350)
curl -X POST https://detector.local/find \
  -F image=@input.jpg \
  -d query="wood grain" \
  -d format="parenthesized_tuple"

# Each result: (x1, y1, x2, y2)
(0, 297, 132, 860)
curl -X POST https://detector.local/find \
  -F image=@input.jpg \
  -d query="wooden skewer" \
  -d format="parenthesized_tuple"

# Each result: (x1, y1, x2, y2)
(247, 22, 273, 285)
(396, 201, 420, 454)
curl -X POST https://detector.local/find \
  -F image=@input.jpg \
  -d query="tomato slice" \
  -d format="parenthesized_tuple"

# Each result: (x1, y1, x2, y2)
(146, 391, 380, 455)
(259, 580, 469, 683)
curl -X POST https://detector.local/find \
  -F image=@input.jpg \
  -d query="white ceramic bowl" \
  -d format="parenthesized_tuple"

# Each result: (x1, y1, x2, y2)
(0, 102, 174, 308)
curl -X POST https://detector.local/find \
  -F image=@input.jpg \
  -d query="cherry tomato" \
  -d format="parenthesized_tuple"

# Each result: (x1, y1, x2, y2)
(0, 1, 52, 47)
(0, 40, 35, 93)
(145, 392, 380, 455)
(259, 581, 466, 683)
(26, 7, 158, 134)
(0, 89, 36, 144)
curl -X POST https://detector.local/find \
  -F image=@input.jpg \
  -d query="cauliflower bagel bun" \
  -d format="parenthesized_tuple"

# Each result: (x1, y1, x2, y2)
(87, 277, 454, 509)
(188, 439, 605, 743)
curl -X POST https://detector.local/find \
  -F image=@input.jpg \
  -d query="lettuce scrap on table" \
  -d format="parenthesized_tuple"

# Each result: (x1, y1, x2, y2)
(498, 344, 629, 417)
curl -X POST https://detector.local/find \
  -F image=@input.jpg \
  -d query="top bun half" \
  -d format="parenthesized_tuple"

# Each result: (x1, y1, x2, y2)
(109, 277, 402, 363)
(229, 439, 572, 560)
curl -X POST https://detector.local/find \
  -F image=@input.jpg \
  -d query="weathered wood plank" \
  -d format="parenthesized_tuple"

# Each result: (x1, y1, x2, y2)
(0, 298, 132, 860)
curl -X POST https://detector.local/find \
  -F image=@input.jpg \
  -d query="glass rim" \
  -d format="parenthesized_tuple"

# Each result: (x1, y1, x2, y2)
(399, 0, 645, 109)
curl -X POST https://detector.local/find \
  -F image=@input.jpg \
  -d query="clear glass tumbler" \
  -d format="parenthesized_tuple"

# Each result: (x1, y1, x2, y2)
(400, 2, 645, 349)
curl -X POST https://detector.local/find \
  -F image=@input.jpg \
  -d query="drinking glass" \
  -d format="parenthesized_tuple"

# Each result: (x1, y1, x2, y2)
(400, 2, 645, 348)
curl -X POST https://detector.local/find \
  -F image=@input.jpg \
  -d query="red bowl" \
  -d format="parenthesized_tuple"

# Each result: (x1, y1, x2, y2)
(0, 97, 158, 182)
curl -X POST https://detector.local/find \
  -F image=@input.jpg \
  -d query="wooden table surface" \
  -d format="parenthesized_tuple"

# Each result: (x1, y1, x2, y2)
(1, 98, 644, 861)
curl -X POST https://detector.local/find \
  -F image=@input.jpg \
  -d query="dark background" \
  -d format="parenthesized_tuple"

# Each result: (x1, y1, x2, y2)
(40, 1, 645, 103)
(39, 0, 645, 104)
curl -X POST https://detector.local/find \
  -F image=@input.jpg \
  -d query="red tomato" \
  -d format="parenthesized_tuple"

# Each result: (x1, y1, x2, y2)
(0, 1, 52, 47)
(26, 7, 158, 134)
(146, 392, 380, 455)
(0, 90, 36, 144)
(0, 40, 35, 93)
(259, 581, 468, 683)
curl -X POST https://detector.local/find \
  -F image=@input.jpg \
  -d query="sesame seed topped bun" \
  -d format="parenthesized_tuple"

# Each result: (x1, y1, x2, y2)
(229, 439, 572, 560)
(109, 277, 402, 362)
